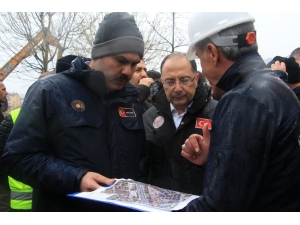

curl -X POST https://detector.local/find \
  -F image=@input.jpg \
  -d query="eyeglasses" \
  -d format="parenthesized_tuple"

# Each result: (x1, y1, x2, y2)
(162, 75, 196, 87)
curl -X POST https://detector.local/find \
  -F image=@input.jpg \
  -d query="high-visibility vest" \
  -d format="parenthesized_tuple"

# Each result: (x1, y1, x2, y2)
(8, 108, 33, 210)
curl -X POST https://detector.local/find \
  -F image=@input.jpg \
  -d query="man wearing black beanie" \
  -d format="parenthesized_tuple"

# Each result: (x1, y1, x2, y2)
(1, 12, 147, 212)
(268, 55, 300, 100)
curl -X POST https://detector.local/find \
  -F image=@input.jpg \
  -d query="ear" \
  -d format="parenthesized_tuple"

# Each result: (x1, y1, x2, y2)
(195, 72, 200, 82)
(207, 44, 219, 65)
(195, 72, 201, 87)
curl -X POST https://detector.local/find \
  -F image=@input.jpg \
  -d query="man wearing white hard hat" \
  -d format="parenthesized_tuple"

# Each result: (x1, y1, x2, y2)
(181, 12, 300, 211)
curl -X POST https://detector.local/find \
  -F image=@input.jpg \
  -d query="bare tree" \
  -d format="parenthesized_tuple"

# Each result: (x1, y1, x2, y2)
(134, 12, 190, 71)
(0, 12, 191, 82)
(70, 12, 109, 57)
(148, 12, 190, 53)
(131, 12, 167, 70)
(0, 12, 87, 81)
(146, 12, 189, 69)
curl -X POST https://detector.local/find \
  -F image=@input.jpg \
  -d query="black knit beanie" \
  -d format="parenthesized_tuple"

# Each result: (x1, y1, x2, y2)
(91, 12, 144, 59)
(147, 70, 161, 79)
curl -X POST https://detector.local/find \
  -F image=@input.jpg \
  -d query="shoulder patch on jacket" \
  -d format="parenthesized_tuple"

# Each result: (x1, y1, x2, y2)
(118, 107, 136, 117)
(71, 100, 85, 112)
(153, 116, 164, 129)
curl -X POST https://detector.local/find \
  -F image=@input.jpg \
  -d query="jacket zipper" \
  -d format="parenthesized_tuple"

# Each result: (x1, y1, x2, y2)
(209, 153, 221, 190)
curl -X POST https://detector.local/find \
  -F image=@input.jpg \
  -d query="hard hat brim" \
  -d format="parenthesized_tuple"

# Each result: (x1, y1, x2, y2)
(186, 45, 198, 61)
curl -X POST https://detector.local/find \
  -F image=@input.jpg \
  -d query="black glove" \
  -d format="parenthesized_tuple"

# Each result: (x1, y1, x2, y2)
(267, 56, 300, 83)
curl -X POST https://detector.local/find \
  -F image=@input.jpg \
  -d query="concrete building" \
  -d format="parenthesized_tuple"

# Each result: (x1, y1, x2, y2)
(7, 92, 22, 112)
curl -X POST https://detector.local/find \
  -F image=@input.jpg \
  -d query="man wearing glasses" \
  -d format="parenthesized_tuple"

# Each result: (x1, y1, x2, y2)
(143, 52, 217, 195)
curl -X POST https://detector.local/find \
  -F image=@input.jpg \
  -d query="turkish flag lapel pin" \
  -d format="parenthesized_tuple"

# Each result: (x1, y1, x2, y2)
(195, 118, 212, 130)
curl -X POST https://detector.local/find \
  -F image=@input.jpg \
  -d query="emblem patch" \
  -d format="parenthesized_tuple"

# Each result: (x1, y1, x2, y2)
(71, 100, 85, 112)
(195, 118, 212, 130)
(153, 116, 164, 129)
(118, 107, 136, 117)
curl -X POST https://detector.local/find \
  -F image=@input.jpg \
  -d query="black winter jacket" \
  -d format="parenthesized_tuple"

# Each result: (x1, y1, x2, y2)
(273, 69, 300, 101)
(186, 52, 300, 212)
(143, 83, 217, 195)
(293, 86, 300, 100)
(0, 110, 12, 193)
(0, 114, 13, 156)
(1, 56, 147, 212)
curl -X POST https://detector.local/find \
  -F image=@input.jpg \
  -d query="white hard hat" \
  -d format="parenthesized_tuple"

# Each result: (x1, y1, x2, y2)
(186, 12, 255, 60)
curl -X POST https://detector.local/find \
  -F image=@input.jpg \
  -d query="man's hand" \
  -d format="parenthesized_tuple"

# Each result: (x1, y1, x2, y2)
(139, 78, 154, 87)
(181, 123, 211, 166)
(271, 60, 287, 73)
(80, 171, 115, 192)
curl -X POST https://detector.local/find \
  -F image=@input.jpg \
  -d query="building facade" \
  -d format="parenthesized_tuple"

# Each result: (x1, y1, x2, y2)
(7, 92, 23, 113)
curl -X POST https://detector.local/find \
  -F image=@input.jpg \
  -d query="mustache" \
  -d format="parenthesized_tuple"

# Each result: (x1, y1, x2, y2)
(114, 74, 130, 82)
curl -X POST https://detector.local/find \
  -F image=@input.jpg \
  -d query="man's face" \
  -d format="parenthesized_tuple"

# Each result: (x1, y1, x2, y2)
(195, 45, 229, 100)
(130, 60, 147, 87)
(0, 82, 8, 103)
(91, 53, 141, 91)
(161, 57, 199, 113)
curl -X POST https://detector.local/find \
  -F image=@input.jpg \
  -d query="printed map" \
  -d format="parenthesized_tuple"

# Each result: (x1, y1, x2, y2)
(71, 179, 199, 212)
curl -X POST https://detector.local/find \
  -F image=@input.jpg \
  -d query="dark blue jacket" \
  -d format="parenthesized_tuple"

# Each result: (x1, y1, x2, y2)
(186, 53, 300, 211)
(1, 56, 147, 211)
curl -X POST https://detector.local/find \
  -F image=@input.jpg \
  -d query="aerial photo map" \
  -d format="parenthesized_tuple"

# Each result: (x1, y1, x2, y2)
(70, 179, 199, 212)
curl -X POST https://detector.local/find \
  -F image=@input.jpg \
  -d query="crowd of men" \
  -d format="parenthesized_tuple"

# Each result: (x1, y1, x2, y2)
(0, 12, 300, 212)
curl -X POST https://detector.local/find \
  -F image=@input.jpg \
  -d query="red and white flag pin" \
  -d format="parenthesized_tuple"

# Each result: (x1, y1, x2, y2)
(195, 118, 212, 130)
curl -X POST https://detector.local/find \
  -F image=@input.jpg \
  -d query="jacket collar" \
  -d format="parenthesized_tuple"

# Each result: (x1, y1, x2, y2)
(216, 52, 267, 92)
(56, 55, 139, 98)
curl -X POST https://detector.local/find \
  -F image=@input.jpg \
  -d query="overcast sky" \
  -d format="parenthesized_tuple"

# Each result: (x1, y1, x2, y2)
(2, 7, 300, 96)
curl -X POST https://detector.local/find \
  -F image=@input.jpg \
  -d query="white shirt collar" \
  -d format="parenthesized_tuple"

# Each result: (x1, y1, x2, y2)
(170, 101, 193, 116)
(170, 102, 193, 129)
